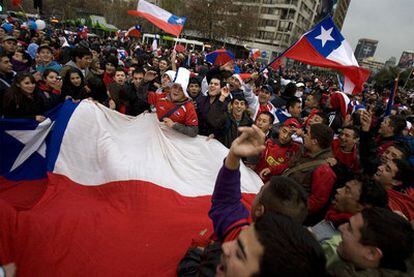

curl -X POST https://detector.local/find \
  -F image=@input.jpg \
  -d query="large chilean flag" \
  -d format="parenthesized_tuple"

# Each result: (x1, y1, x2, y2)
(0, 100, 262, 276)
(269, 17, 370, 95)
(128, 0, 186, 37)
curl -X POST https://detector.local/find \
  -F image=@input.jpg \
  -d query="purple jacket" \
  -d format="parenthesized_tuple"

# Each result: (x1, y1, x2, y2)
(208, 163, 250, 241)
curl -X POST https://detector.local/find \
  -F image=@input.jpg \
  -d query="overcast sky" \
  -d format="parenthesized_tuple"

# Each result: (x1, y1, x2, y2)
(341, 0, 414, 63)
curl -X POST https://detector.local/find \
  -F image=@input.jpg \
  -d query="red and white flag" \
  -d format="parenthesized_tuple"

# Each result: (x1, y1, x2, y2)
(128, 0, 186, 37)
(0, 100, 261, 276)
(249, 48, 261, 60)
(268, 17, 370, 94)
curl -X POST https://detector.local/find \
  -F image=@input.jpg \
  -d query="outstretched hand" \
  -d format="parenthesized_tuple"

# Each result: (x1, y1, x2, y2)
(225, 125, 266, 170)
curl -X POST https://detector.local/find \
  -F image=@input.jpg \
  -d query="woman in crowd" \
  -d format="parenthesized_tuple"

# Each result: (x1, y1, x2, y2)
(2, 72, 46, 121)
(61, 67, 87, 101)
(37, 69, 64, 110)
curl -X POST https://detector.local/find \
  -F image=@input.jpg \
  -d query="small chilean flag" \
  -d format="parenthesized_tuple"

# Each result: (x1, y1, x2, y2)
(250, 48, 261, 60)
(268, 17, 370, 94)
(128, 0, 186, 37)
(126, 25, 142, 38)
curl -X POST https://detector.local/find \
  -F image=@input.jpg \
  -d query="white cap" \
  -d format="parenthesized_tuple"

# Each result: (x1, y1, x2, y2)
(163, 70, 176, 83)
(231, 74, 244, 85)
(296, 82, 305, 88)
(172, 67, 191, 98)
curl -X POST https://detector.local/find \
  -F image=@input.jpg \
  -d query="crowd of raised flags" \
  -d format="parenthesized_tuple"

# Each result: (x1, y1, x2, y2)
(0, 0, 414, 276)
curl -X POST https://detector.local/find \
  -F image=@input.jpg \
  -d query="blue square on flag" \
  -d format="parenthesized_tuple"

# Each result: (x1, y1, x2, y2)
(168, 15, 186, 25)
(305, 17, 344, 58)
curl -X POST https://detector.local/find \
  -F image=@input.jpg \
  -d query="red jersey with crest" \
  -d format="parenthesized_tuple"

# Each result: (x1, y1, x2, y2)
(255, 139, 301, 182)
(148, 92, 198, 126)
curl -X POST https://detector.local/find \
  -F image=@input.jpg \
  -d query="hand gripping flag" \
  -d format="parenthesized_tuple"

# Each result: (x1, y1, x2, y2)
(128, 0, 186, 37)
(268, 17, 370, 94)
(0, 100, 262, 276)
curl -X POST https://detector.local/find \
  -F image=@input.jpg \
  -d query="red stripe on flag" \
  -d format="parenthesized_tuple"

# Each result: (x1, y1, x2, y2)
(128, 10, 183, 37)
(0, 173, 255, 276)
(0, 177, 47, 211)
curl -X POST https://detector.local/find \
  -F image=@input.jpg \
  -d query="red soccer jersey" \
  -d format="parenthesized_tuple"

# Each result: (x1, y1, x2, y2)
(255, 139, 301, 182)
(332, 138, 360, 172)
(148, 92, 198, 126)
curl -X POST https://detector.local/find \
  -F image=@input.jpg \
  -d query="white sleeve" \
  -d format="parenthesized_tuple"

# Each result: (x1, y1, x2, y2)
(201, 77, 208, 96)
(242, 83, 259, 111)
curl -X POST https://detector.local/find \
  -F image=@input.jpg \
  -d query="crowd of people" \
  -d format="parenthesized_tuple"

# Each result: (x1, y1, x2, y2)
(1, 15, 414, 276)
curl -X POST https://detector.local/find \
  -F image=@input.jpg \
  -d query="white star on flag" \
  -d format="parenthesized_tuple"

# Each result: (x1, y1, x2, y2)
(175, 18, 184, 24)
(315, 26, 335, 47)
(5, 118, 54, 172)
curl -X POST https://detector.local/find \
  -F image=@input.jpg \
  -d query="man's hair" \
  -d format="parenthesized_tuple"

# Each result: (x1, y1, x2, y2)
(342, 125, 360, 138)
(189, 77, 201, 86)
(158, 57, 170, 65)
(360, 207, 414, 271)
(258, 111, 275, 125)
(209, 76, 226, 88)
(315, 111, 329, 125)
(230, 95, 247, 105)
(310, 92, 322, 105)
(254, 213, 327, 277)
(72, 47, 92, 61)
(105, 54, 119, 68)
(132, 68, 145, 76)
(115, 67, 125, 74)
(261, 176, 308, 223)
(287, 97, 302, 111)
(0, 52, 9, 60)
(392, 141, 411, 160)
(309, 123, 334, 149)
(356, 176, 388, 208)
(42, 68, 59, 79)
(389, 115, 407, 136)
(393, 158, 414, 187)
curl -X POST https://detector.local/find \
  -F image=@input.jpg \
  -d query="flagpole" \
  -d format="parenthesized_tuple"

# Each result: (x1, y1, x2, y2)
(402, 67, 414, 90)
(174, 35, 179, 49)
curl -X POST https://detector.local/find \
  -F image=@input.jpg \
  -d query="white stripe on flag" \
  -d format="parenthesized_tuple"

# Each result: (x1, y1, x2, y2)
(137, 0, 172, 22)
(53, 101, 262, 197)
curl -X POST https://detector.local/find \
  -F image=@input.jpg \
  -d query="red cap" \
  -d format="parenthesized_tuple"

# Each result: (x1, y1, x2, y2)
(283, 118, 301, 128)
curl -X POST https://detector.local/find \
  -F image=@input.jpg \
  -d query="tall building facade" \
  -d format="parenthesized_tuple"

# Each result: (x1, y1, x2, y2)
(354, 38, 378, 62)
(239, 0, 321, 62)
(332, 0, 351, 30)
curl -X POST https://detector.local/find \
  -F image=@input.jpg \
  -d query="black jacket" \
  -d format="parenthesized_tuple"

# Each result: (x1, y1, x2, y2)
(124, 81, 151, 116)
(2, 90, 46, 119)
(208, 102, 253, 148)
